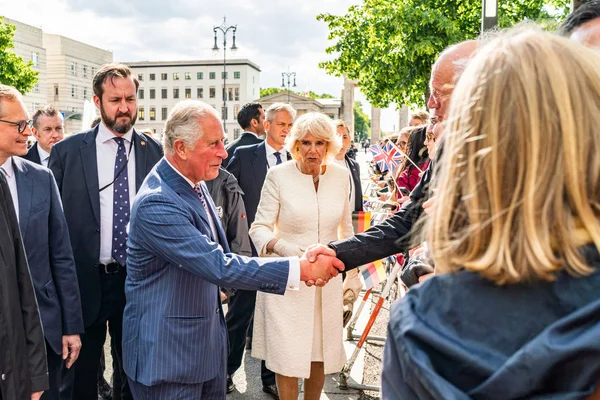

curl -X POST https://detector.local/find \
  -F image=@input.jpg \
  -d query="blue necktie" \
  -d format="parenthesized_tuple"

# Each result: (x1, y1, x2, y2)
(274, 151, 282, 165)
(111, 137, 130, 266)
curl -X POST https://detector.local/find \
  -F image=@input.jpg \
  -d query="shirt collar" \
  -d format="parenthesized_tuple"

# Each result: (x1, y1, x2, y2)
(165, 158, 198, 188)
(264, 141, 283, 159)
(37, 144, 50, 161)
(1, 157, 14, 178)
(97, 121, 134, 144)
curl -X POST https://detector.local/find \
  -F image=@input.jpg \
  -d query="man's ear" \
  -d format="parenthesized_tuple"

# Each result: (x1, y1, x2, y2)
(263, 119, 271, 133)
(173, 139, 188, 160)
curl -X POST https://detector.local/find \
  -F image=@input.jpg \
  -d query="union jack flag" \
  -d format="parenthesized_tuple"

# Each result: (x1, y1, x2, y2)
(370, 144, 388, 172)
(382, 142, 404, 175)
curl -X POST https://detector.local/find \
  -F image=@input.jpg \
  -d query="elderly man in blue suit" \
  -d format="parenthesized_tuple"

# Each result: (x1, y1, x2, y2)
(123, 100, 343, 399)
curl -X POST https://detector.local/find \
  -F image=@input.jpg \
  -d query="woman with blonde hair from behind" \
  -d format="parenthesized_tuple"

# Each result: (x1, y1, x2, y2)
(382, 27, 600, 399)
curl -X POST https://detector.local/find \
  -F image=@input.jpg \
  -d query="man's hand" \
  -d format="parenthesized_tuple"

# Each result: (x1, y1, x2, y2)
(31, 391, 43, 400)
(299, 251, 344, 287)
(304, 244, 336, 263)
(62, 334, 82, 369)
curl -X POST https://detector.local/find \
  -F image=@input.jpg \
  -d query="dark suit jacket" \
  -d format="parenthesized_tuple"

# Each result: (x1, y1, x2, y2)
(224, 131, 262, 167)
(123, 159, 290, 387)
(48, 126, 163, 327)
(0, 171, 48, 398)
(21, 142, 42, 165)
(345, 154, 363, 212)
(13, 157, 84, 355)
(329, 158, 434, 269)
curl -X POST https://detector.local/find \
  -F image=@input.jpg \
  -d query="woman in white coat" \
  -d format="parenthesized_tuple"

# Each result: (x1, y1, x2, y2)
(249, 112, 354, 400)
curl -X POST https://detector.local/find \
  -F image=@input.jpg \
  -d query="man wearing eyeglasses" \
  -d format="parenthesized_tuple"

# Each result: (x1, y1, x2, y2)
(21, 106, 64, 168)
(0, 84, 50, 400)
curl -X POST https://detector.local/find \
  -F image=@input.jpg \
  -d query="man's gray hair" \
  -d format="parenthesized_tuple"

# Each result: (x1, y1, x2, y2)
(265, 102, 296, 121)
(0, 84, 22, 118)
(163, 100, 220, 155)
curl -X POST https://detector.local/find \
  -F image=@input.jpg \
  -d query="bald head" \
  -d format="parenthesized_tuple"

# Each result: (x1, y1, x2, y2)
(427, 40, 479, 121)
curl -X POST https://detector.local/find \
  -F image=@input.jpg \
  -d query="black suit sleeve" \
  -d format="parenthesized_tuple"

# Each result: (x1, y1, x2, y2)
(48, 144, 64, 192)
(2, 174, 49, 392)
(329, 159, 434, 270)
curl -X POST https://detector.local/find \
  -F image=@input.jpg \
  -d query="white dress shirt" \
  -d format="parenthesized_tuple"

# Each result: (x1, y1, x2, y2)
(264, 141, 285, 169)
(97, 123, 137, 265)
(1, 157, 19, 222)
(164, 159, 300, 291)
(37, 145, 50, 168)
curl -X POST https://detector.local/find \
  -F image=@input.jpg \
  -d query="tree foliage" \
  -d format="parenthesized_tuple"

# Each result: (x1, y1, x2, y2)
(354, 100, 370, 141)
(0, 17, 38, 95)
(317, 0, 570, 108)
(259, 87, 336, 99)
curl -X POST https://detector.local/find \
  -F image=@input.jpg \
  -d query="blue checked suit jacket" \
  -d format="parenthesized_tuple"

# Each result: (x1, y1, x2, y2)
(123, 158, 291, 386)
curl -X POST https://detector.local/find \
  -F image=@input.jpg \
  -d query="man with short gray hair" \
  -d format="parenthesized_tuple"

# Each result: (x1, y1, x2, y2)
(122, 100, 343, 399)
(21, 105, 64, 167)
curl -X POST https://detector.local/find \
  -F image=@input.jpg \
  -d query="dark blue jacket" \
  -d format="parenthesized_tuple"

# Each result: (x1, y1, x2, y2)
(383, 245, 600, 399)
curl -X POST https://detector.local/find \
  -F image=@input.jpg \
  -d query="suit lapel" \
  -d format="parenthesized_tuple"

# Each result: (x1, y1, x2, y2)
(80, 127, 101, 226)
(252, 142, 268, 188)
(157, 160, 211, 229)
(133, 130, 148, 192)
(12, 158, 33, 240)
(0, 175, 14, 264)
(200, 181, 230, 251)
(29, 143, 42, 164)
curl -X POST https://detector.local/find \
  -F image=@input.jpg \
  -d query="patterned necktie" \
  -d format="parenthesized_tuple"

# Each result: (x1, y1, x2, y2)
(111, 137, 130, 266)
(194, 183, 218, 241)
(274, 151, 283, 165)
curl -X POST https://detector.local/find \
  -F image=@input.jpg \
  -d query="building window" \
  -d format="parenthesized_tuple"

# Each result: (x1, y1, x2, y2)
(149, 89, 155, 99)
(234, 128, 240, 140)
(138, 73, 143, 81)
(234, 71, 240, 79)
(253, 76, 255, 84)
(197, 87, 203, 98)
(91, 67, 96, 76)
(150, 73, 156, 80)
(54, 85, 59, 97)
(162, 107, 168, 120)
(83, 87, 88, 99)
(209, 87, 215, 98)
(71, 62, 77, 76)
(222, 106, 228, 121)
(221, 71, 228, 79)
(234, 87, 239, 101)
(150, 107, 156, 121)
(233, 104, 240, 119)
(173, 73, 179, 80)
(161, 88, 167, 99)
(138, 107, 145, 121)
(173, 88, 179, 99)
(33, 83, 39, 93)
(185, 72, 191, 80)
(185, 88, 191, 99)
(139, 89, 144, 99)
(197, 72, 203, 80)
(71, 84, 77, 98)
(228, 87, 233, 101)
(31, 52, 39, 67)
(82, 64, 88, 78)
(161, 73, 167, 80)
(209, 72, 216, 80)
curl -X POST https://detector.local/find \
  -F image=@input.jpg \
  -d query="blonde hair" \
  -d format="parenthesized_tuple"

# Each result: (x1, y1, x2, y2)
(410, 110, 429, 123)
(285, 112, 341, 163)
(427, 27, 600, 284)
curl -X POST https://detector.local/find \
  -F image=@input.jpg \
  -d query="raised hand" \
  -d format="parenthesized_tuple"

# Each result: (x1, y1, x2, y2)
(299, 252, 345, 287)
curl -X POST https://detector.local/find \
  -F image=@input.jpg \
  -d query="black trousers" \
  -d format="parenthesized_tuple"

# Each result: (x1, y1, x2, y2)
(73, 270, 131, 400)
(41, 341, 74, 400)
(226, 289, 275, 386)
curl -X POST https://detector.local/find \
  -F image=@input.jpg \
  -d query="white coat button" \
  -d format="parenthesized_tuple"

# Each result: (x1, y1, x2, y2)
(1, 373, 6, 380)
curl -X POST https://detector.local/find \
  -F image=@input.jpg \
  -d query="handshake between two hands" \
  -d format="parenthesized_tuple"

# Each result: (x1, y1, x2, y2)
(298, 244, 343, 287)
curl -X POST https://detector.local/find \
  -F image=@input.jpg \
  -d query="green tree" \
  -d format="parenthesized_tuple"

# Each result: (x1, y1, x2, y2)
(317, 0, 569, 108)
(354, 101, 370, 142)
(259, 87, 285, 98)
(259, 87, 336, 99)
(0, 17, 38, 94)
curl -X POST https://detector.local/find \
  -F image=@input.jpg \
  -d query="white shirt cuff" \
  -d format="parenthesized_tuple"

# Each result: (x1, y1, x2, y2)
(286, 257, 300, 291)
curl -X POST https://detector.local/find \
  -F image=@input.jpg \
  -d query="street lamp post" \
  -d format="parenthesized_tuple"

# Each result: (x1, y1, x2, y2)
(212, 16, 237, 133)
(481, 0, 498, 32)
(281, 71, 297, 104)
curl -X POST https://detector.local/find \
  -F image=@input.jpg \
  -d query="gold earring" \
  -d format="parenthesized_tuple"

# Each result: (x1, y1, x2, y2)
(296, 147, 299, 152)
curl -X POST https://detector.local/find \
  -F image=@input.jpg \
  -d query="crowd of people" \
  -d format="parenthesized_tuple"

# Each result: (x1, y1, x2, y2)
(2, 2, 600, 400)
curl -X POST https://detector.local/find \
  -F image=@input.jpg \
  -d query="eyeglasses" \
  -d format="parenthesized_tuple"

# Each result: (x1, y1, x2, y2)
(0, 119, 33, 133)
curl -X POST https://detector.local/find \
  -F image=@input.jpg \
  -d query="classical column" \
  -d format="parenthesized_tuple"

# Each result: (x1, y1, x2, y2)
(398, 106, 409, 130)
(342, 75, 357, 139)
(371, 107, 381, 144)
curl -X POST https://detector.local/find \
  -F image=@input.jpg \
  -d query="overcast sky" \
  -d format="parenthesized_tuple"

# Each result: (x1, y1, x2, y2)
(2, 0, 401, 131)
